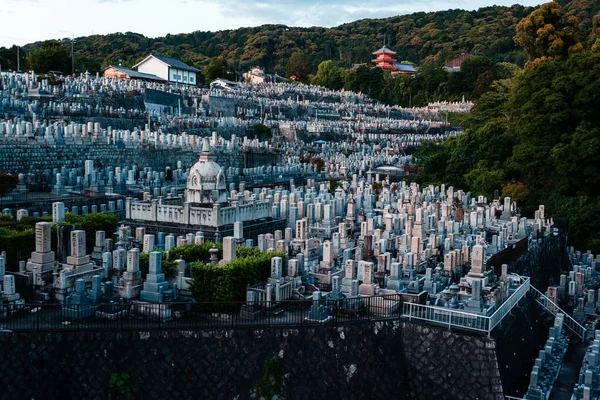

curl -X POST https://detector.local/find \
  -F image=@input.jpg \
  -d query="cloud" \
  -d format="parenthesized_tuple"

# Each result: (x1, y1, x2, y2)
(207, 0, 528, 28)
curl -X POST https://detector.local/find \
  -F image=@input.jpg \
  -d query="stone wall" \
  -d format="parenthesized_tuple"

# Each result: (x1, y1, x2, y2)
(0, 311, 545, 400)
(0, 143, 280, 175)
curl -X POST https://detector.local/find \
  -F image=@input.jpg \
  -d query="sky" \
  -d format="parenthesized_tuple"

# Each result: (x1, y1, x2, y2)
(0, 0, 545, 48)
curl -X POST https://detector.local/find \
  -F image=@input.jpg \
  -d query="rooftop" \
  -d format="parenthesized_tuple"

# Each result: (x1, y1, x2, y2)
(105, 65, 166, 82)
(372, 46, 397, 55)
(133, 54, 201, 73)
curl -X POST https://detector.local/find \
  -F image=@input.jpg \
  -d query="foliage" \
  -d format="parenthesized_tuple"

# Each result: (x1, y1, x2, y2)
(27, 40, 71, 73)
(109, 372, 131, 397)
(311, 60, 343, 90)
(189, 249, 286, 303)
(255, 358, 283, 399)
(0, 215, 52, 270)
(501, 181, 530, 203)
(20, 5, 538, 76)
(299, 155, 325, 172)
(286, 51, 312, 82)
(251, 123, 272, 141)
(167, 242, 222, 263)
(328, 175, 342, 194)
(139, 251, 178, 279)
(413, 21, 600, 253)
(515, 2, 583, 65)
(62, 212, 118, 247)
(203, 56, 229, 81)
(0, 45, 27, 71)
(0, 173, 18, 196)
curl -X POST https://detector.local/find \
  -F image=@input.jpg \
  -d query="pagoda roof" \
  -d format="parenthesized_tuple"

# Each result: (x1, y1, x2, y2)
(372, 46, 396, 55)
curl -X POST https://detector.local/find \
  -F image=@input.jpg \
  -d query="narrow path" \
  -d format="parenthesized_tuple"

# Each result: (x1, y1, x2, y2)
(549, 340, 587, 400)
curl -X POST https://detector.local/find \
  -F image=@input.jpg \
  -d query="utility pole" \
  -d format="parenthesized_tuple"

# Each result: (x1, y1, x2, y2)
(71, 35, 75, 76)
(16, 46, 19, 72)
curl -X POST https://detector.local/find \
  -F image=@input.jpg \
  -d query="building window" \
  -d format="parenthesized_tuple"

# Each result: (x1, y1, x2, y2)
(190, 76, 194, 83)
(172, 73, 177, 80)
(183, 76, 187, 82)
(178, 75, 181, 80)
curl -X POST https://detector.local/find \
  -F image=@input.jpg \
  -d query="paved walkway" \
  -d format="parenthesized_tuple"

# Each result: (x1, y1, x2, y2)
(549, 340, 587, 400)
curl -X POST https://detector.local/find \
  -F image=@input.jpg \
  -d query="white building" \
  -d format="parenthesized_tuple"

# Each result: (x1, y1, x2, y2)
(243, 68, 266, 84)
(126, 138, 273, 231)
(132, 54, 201, 86)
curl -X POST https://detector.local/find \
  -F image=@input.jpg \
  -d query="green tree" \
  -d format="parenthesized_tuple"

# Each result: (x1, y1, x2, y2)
(285, 51, 312, 82)
(203, 56, 228, 81)
(28, 40, 71, 73)
(251, 123, 272, 141)
(0, 45, 27, 71)
(515, 2, 583, 65)
(311, 60, 343, 90)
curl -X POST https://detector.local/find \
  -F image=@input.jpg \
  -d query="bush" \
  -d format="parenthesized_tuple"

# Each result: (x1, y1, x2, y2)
(62, 212, 118, 250)
(139, 251, 178, 279)
(190, 248, 286, 303)
(167, 242, 222, 263)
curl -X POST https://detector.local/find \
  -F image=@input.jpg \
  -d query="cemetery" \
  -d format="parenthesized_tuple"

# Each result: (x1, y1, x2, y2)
(0, 70, 595, 400)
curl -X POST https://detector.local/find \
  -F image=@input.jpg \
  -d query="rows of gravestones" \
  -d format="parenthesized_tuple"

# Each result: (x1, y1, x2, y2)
(546, 249, 600, 327)
(0, 172, 552, 333)
(0, 70, 465, 146)
(523, 314, 569, 399)
(572, 331, 600, 399)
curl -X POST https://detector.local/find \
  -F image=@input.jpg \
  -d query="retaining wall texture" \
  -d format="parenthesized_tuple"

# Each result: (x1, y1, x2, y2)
(0, 310, 547, 400)
(0, 143, 278, 175)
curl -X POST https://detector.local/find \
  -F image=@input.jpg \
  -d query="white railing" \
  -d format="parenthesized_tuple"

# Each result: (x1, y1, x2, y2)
(403, 302, 490, 333)
(529, 284, 587, 340)
(488, 276, 531, 331)
(402, 276, 531, 336)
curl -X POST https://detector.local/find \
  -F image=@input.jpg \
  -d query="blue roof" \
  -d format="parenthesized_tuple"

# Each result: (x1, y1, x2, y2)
(151, 54, 201, 73)
(393, 63, 416, 73)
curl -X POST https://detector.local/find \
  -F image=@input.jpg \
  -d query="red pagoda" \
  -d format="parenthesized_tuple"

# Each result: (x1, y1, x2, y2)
(372, 46, 397, 71)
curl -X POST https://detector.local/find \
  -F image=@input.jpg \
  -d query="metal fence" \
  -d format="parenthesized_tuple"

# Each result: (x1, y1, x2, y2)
(402, 276, 531, 336)
(0, 294, 403, 332)
(0, 282, 534, 335)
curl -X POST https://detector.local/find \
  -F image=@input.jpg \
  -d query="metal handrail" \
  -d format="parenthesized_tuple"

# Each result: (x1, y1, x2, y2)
(528, 284, 587, 340)
(402, 276, 531, 336)
(403, 302, 490, 333)
(488, 277, 530, 331)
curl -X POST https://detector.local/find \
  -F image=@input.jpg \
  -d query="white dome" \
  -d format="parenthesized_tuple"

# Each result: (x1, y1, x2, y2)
(187, 160, 226, 191)
(185, 136, 228, 204)
(191, 160, 222, 182)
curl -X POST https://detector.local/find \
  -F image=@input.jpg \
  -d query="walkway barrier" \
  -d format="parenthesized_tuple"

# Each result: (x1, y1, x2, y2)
(402, 276, 531, 336)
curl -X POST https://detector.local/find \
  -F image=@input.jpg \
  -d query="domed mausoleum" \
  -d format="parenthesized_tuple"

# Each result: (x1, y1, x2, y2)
(186, 137, 228, 204)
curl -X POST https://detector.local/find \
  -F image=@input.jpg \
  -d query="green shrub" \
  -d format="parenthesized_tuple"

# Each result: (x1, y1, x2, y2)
(167, 242, 222, 263)
(139, 250, 178, 279)
(190, 249, 286, 303)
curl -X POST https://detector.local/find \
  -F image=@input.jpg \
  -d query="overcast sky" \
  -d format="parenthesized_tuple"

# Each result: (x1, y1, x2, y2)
(0, 0, 544, 48)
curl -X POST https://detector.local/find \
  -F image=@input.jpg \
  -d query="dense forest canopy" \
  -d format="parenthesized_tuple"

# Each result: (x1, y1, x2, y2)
(4, 4, 540, 75)
(413, 1, 600, 253)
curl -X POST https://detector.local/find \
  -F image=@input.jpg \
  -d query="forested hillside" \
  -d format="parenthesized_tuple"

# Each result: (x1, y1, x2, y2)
(12, 5, 536, 74)
(414, 3, 600, 252)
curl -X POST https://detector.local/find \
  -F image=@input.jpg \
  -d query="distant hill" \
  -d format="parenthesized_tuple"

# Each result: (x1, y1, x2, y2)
(21, 5, 536, 75)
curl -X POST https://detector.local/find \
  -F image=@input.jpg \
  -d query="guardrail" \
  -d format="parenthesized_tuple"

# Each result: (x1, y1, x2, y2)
(0, 278, 534, 335)
(489, 276, 530, 331)
(0, 294, 402, 332)
(402, 276, 531, 336)
(528, 284, 587, 340)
